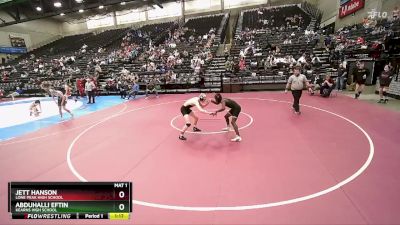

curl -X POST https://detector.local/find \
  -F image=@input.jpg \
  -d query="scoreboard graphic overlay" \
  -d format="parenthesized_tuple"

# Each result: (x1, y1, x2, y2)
(8, 182, 132, 220)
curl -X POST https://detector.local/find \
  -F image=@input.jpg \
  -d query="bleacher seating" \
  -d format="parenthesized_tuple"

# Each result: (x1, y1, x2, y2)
(0, 6, 317, 96)
(227, 5, 318, 84)
(1, 4, 399, 98)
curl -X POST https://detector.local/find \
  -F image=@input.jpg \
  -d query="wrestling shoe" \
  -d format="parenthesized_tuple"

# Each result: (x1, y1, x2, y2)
(231, 136, 242, 142)
(378, 99, 384, 103)
(179, 135, 187, 141)
(221, 127, 231, 131)
(384, 99, 388, 103)
(193, 127, 202, 132)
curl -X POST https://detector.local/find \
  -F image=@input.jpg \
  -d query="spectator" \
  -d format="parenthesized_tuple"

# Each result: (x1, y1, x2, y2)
(308, 74, 323, 95)
(239, 57, 246, 71)
(118, 81, 128, 99)
(336, 63, 348, 91)
(127, 81, 140, 100)
(319, 75, 335, 97)
(77, 78, 85, 97)
(121, 67, 129, 75)
(206, 52, 213, 62)
(224, 46, 230, 59)
(287, 55, 296, 67)
(166, 70, 176, 83)
(145, 78, 159, 99)
(94, 64, 102, 74)
(297, 54, 307, 64)
(21, 71, 29, 78)
(311, 54, 322, 67)
(378, 64, 394, 103)
(283, 38, 292, 45)
(392, 6, 399, 21)
(81, 44, 88, 53)
(225, 57, 234, 72)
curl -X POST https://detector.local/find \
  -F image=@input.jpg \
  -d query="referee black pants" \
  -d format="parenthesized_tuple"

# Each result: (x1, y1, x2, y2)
(291, 90, 302, 112)
(87, 91, 95, 104)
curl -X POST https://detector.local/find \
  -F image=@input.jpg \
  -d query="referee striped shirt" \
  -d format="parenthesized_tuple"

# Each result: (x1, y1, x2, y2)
(287, 74, 307, 90)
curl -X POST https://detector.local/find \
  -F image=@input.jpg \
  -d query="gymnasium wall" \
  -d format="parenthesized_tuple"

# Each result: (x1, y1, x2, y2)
(316, 0, 398, 30)
(0, 11, 62, 50)
(60, 15, 180, 36)
(60, 0, 283, 36)
(336, 0, 383, 29)
(381, 0, 399, 16)
(184, 0, 222, 15)
(315, 0, 337, 24)
(61, 22, 90, 36)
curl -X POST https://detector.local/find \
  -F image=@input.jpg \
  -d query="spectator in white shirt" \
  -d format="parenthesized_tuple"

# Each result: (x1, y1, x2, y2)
(121, 67, 129, 75)
(287, 55, 296, 66)
(311, 55, 322, 67)
(94, 64, 102, 74)
(297, 54, 307, 64)
(283, 39, 292, 45)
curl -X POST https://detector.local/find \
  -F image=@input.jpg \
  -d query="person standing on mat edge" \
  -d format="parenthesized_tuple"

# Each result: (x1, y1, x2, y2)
(285, 65, 311, 115)
(41, 82, 74, 119)
(211, 93, 242, 142)
(378, 64, 393, 103)
(179, 93, 212, 141)
(351, 61, 370, 99)
(85, 78, 96, 104)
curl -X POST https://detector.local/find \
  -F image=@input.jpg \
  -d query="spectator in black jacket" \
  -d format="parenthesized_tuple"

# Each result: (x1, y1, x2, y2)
(308, 74, 323, 95)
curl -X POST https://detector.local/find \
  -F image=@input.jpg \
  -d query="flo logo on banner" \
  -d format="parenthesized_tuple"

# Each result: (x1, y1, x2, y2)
(339, 0, 365, 18)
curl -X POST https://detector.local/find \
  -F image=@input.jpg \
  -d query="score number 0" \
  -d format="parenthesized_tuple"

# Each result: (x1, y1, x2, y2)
(118, 191, 125, 211)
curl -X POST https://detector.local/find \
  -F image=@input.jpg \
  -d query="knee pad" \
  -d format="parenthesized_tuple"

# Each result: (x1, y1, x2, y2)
(186, 123, 191, 127)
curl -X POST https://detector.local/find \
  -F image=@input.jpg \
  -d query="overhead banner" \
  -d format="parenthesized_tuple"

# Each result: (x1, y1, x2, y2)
(0, 47, 27, 54)
(339, 0, 365, 18)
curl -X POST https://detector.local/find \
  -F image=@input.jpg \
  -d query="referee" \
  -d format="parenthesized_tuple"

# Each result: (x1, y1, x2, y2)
(285, 65, 311, 115)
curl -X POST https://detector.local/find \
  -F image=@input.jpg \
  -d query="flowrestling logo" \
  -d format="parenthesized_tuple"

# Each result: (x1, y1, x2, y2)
(339, 0, 365, 18)
(367, 8, 388, 19)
